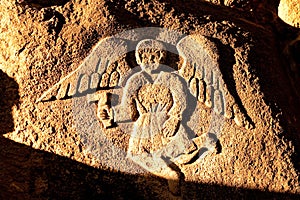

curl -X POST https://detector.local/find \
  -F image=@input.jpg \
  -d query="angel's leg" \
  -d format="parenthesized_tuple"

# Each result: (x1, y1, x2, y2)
(127, 149, 182, 196)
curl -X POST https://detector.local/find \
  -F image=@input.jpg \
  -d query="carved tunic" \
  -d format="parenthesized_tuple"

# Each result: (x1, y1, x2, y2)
(113, 69, 192, 162)
(129, 83, 173, 154)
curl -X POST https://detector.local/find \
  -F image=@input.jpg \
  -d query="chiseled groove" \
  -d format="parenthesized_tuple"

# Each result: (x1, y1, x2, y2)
(95, 58, 102, 73)
(67, 81, 77, 97)
(189, 64, 226, 116)
(90, 73, 100, 90)
(77, 74, 89, 94)
(109, 71, 120, 87)
(195, 78, 199, 100)
(198, 79, 206, 103)
(100, 72, 110, 88)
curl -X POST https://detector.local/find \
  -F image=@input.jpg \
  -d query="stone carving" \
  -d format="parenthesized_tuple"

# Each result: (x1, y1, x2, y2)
(105, 39, 203, 195)
(37, 29, 254, 196)
(177, 35, 253, 130)
(36, 38, 129, 101)
(37, 35, 252, 130)
(96, 92, 113, 129)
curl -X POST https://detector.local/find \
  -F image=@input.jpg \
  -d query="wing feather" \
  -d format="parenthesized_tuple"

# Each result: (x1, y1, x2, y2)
(37, 37, 128, 102)
(177, 35, 253, 129)
(177, 35, 224, 113)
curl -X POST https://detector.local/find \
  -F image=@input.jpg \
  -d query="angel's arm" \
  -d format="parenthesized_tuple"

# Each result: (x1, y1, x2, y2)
(113, 72, 149, 122)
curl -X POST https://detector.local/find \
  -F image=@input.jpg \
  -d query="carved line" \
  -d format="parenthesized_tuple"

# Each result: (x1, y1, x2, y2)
(188, 63, 225, 116)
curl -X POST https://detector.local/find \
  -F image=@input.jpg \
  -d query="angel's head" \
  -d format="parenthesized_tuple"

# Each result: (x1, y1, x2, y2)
(136, 39, 166, 72)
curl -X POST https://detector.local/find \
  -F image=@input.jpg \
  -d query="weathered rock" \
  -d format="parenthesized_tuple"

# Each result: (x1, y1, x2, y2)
(279, 0, 300, 28)
(0, 0, 299, 199)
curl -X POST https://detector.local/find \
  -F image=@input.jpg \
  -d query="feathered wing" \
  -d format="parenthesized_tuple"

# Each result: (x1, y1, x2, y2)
(37, 37, 130, 102)
(176, 35, 253, 129)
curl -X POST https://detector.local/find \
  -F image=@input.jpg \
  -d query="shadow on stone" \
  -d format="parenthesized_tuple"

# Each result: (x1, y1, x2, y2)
(17, 0, 70, 8)
(0, 69, 19, 135)
(0, 140, 299, 199)
(1, 1, 300, 199)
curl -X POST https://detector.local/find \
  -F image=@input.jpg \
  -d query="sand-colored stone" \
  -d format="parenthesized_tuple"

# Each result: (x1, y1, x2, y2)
(0, 0, 299, 199)
(279, 0, 300, 28)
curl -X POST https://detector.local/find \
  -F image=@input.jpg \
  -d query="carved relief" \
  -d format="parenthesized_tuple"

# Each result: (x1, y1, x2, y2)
(38, 29, 254, 196)
(96, 92, 113, 129)
(177, 35, 253, 130)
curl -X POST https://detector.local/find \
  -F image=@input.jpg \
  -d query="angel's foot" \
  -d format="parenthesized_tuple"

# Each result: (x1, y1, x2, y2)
(174, 134, 211, 165)
(174, 144, 199, 165)
(174, 136, 207, 165)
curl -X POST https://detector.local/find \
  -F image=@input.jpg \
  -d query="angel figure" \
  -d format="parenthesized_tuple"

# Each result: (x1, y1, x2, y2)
(36, 28, 247, 197)
(98, 39, 201, 196)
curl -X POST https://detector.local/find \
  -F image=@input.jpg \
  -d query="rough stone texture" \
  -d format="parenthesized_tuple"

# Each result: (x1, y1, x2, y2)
(0, 0, 300, 199)
(279, 0, 300, 28)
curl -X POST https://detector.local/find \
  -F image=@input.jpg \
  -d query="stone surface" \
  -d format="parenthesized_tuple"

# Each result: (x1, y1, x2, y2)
(279, 0, 300, 28)
(0, 0, 300, 199)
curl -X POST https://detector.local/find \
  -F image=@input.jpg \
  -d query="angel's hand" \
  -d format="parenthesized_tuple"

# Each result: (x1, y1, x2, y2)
(162, 116, 180, 138)
(97, 105, 114, 128)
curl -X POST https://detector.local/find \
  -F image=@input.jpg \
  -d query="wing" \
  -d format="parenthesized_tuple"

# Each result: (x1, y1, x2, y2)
(177, 35, 253, 129)
(37, 27, 185, 103)
(37, 37, 131, 102)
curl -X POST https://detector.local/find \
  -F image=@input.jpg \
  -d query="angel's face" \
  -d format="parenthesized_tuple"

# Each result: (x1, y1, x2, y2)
(137, 49, 166, 72)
